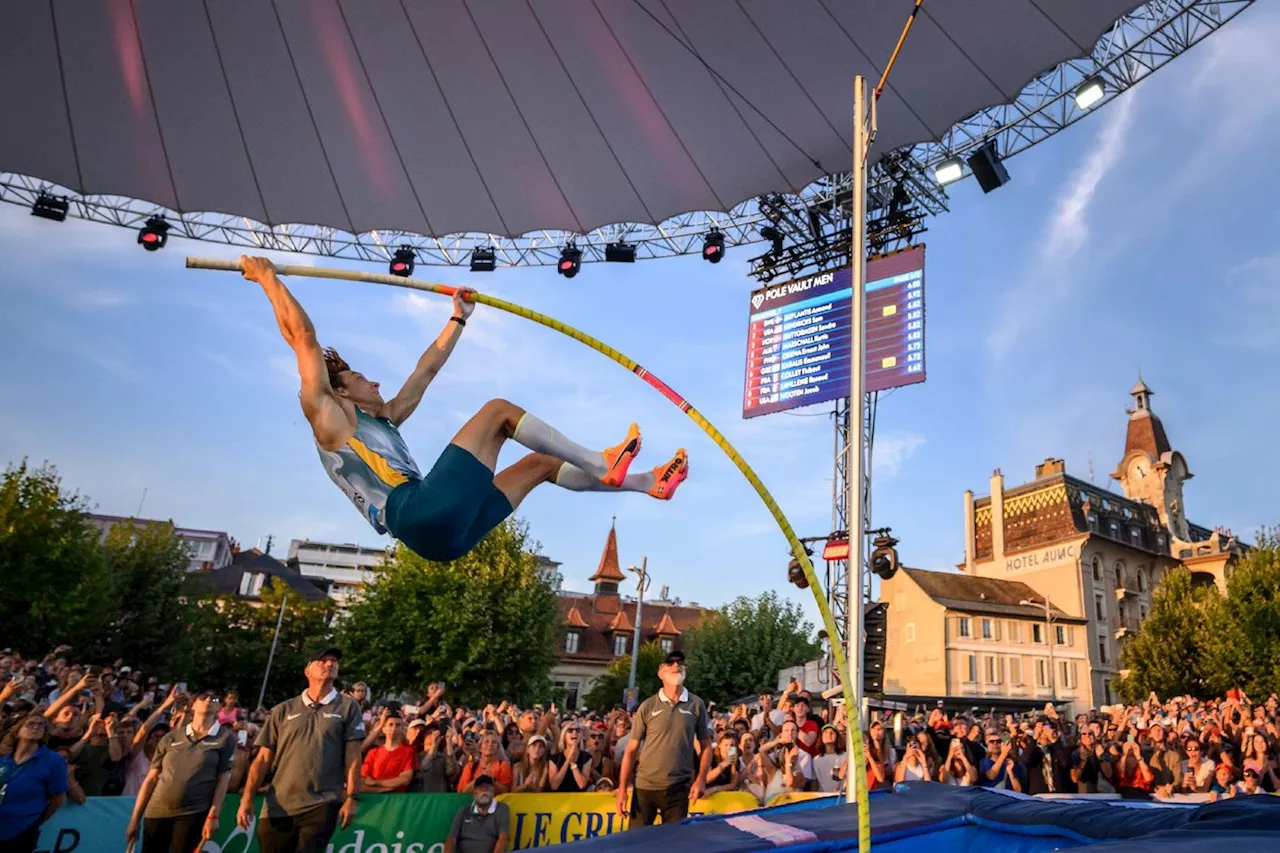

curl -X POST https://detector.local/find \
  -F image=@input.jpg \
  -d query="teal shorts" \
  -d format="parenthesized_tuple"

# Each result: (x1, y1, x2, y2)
(385, 444, 513, 561)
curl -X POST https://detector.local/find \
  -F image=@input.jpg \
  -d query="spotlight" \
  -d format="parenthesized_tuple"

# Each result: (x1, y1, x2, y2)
(1074, 75, 1105, 110)
(759, 225, 783, 255)
(934, 157, 964, 186)
(966, 141, 1011, 194)
(604, 242, 636, 263)
(470, 246, 496, 273)
(137, 215, 169, 251)
(869, 532, 900, 581)
(557, 245, 581, 278)
(702, 231, 725, 263)
(787, 545, 815, 590)
(31, 193, 69, 222)
(389, 247, 415, 277)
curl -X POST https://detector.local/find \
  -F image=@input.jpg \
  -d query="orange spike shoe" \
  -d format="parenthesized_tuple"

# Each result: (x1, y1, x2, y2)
(600, 423, 642, 487)
(648, 449, 688, 500)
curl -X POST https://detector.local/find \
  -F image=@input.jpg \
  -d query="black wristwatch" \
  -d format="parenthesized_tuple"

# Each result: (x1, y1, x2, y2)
(450, 316, 466, 326)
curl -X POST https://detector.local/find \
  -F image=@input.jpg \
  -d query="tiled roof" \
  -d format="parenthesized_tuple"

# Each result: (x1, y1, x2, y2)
(188, 549, 330, 602)
(1125, 411, 1172, 460)
(588, 522, 627, 583)
(556, 595, 705, 663)
(607, 610, 634, 633)
(902, 568, 1085, 623)
(564, 607, 589, 629)
(653, 612, 682, 636)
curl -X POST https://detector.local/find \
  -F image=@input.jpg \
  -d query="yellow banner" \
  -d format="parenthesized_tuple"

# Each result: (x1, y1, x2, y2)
(766, 791, 840, 807)
(500, 791, 759, 847)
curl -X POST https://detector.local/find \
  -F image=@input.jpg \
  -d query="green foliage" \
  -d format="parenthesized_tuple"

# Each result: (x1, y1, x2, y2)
(1200, 528, 1280, 698)
(1113, 568, 1218, 702)
(182, 583, 336, 707)
(684, 591, 818, 705)
(582, 642, 664, 711)
(0, 461, 113, 654)
(337, 519, 559, 706)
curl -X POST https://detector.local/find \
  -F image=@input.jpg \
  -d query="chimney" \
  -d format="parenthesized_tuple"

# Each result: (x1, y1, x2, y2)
(990, 469, 1006, 563)
(963, 490, 976, 573)
(1034, 457, 1066, 479)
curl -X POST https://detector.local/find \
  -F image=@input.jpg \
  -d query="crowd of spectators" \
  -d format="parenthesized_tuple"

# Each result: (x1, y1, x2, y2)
(3, 644, 1279, 847)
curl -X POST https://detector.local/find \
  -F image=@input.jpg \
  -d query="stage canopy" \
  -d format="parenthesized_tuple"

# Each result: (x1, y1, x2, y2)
(0, 0, 1145, 242)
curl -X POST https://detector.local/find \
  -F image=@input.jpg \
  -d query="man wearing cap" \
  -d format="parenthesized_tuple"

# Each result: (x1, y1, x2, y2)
(236, 647, 366, 853)
(445, 774, 510, 853)
(616, 650, 713, 827)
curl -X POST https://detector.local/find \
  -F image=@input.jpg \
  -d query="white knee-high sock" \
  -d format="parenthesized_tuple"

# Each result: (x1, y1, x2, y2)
(512, 414, 609, 478)
(554, 463, 654, 494)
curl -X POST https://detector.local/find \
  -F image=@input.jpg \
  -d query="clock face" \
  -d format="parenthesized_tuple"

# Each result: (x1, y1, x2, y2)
(1131, 459, 1149, 480)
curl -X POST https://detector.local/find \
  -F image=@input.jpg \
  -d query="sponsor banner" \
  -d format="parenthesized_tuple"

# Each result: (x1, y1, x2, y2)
(36, 791, 759, 852)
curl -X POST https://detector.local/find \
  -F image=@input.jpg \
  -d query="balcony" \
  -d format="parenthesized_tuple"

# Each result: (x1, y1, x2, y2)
(1115, 585, 1136, 600)
(1115, 624, 1132, 640)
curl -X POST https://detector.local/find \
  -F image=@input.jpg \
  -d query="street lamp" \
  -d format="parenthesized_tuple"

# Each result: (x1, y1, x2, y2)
(626, 559, 650, 698)
(1020, 597, 1056, 704)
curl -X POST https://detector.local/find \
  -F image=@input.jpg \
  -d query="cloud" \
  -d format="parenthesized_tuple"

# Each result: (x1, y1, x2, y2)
(872, 430, 926, 477)
(985, 91, 1138, 361)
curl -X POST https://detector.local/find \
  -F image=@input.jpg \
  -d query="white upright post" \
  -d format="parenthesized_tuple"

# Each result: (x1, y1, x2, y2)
(845, 75, 869, 805)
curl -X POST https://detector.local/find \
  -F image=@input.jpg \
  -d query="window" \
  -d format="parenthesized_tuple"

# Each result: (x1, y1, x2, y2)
(660, 637, 674, 655)
(238, 572, 266, 597)
(1008, 621, 1021, 643)
(905, 623, 916, 643)
(1095, 593, 1106, 620)
(965, 654, 977, 683)
(1091, 556, 1102, 580)
(1129, 527, 1143, 547)
(981, 619, 992, 639)
(1098, 636, 1109, 664)
(565, 631, 580, 653)
(1059, 660, 1072, 689)
(1032, 623, 1044, 644)
(1009, 658, 1024, 686)
(1088, 513, 1099, 532)
(613, 634, 628, 656)
(985, 656, 1001, 684)
(1137, 569, 1147, 593)
(1056, 625, 1069, 646)
(1108, 520, 1120, 537)
(1139, 604, 1147, 622)
(958, 617, 971, 638)
(1036, 659, 1050, 688)
(190, 540, 214, 559)
(1115, 562, 1125, 587)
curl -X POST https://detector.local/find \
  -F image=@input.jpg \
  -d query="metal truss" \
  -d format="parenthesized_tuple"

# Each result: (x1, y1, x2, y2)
(0, 0, 1252, 267)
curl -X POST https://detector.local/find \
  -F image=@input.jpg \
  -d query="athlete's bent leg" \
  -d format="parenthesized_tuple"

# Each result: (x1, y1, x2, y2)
(492, 453, 562, 511)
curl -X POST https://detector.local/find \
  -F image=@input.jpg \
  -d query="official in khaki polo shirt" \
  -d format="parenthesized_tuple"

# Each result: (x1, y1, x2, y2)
(616, 650, 713, 826)
(236, 647, 366, 853)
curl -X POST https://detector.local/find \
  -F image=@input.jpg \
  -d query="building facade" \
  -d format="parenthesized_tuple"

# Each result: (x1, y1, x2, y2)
(87, 514, 233, 572)
(882, 379, 1244, 714)
(550, 523, 707, 708)
(287, 539, 391, 606)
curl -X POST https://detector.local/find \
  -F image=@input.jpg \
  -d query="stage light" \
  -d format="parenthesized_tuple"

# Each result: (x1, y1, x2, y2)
(557, 245, 581, 278)
(934, 157, 964, 186)
(869, 532, 900, 581)
(1074, 75, 1105, 110)
(137, 215, 169, 251)
(760, 225, 783, 255)
(787, 544, 815, 590)
(470, 246, 496, 273)
(702, 231, 725, 263)
(390, 247, 415, 277)
(604, 242, 636, 263)
(966, 141, 1011, 194)
(31, 193, 69, 222)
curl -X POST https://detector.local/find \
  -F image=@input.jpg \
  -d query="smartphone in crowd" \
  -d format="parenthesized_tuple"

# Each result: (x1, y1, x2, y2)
(175, 682, 187, 695)
(238, 730, 248, 746)
(402, 704, 420, 716)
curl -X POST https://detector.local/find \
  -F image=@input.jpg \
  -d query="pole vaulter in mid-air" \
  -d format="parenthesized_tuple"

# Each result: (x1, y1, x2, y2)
(239, 255, 688, 562)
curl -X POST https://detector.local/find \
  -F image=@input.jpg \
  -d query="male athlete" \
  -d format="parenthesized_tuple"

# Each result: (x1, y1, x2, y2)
(241, 256, 687, 562)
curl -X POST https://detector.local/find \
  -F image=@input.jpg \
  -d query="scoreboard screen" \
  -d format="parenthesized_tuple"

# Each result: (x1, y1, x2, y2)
(743, 246, 925, 418)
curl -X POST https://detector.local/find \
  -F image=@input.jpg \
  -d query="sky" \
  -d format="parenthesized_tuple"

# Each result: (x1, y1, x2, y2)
(1, 4, 1277, 628)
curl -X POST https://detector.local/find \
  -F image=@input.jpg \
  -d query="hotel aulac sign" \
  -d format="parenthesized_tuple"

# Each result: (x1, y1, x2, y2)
(1003, 543, 1080, 575)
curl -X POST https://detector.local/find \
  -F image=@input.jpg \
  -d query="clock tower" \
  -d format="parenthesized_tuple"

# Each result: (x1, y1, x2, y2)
(1112, 378, 1192, 539)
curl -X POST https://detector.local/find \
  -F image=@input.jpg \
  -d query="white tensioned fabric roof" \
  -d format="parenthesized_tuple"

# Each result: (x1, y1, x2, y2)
(0, 0, 1141, 240)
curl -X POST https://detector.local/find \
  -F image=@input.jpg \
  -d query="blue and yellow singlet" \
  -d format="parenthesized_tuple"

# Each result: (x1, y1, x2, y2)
(318, 407, 422, 534)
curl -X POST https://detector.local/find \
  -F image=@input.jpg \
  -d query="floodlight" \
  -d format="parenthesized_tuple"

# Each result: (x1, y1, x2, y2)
(934, 158, 964, 186)
(967, 141, 1011, 194)
(1075, 76, 1105, 110)
(604, 242, 636, 263)
(31, 193, 69, 222)
(470, 246, 496, 272)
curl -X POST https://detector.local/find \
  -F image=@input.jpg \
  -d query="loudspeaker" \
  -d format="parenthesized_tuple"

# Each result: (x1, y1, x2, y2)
(864, 603, 889, 697)
(967, 142, 1010, 194)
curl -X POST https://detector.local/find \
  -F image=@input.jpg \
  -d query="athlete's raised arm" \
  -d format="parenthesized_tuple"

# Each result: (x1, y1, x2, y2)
(383, 289, 475, 426)
(241, 255, 354, 450)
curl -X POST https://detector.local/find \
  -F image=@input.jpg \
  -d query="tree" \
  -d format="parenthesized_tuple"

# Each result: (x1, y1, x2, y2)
(89, 520, 196, 673)
(582, 642, 665, 711)
(182, 583, 336, 707)
(683, 591, 818, 705)
(1200, 528, 1280, 698)
(337, 519, 559, 706)
(1113, 567, 1219, 703)
(0, 461, 111, 653)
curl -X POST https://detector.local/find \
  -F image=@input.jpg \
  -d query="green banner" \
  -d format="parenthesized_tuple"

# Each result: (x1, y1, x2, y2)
(35, 791, 758, 852)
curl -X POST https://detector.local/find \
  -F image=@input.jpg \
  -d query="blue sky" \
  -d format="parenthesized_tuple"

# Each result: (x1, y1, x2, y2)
(1, 4, 1276, 626)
